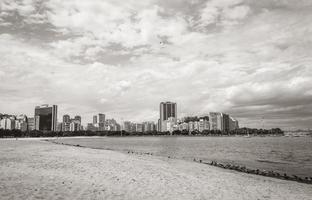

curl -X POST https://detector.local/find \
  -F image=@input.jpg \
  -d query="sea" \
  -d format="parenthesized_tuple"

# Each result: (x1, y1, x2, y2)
(55, 136, 312, 178)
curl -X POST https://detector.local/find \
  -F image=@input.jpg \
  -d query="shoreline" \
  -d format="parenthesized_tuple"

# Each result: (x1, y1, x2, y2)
(49, 139, 312, 185)
(0, 139, 311, 200)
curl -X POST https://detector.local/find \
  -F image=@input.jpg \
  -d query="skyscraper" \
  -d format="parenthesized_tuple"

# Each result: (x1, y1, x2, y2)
(160, 102, 177, 132)
(98, 113, 105, 131)
(34, 104, 57, 131)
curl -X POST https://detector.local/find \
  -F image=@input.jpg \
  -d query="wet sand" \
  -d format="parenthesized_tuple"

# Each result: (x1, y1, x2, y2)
(0, 139, 311, 200)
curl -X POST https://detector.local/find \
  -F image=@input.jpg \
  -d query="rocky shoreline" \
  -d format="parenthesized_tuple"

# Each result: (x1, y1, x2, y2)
(50, 140, 312, 185)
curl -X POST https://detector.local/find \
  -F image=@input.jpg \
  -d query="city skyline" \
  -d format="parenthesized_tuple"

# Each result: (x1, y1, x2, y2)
(1, 0, 312, 129)
(0, 102, 240, 133)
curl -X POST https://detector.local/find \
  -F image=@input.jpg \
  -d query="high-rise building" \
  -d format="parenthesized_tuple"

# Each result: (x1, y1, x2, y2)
(229, 117, 239, 130)
(63, 115, 70, 123)
(160, 102, 177, 132)
(0, 117, 15, 130)
(69, 120, 81, 132)
(27, 117, 35, 131)
(86, 123, 96, 131)
(222, 113, 230, 132)
(93, 115, 97, 125)
(199, 119, 210, 132)
(188, 121, 194, 133)
(34, 104, 58, 131)
(209, 112, 222, 131)
(98, 113, 105, 131)
(143, 121, 155, 132)
(56, 122, 63, 132)
(15, 115, 28, 132)
(135, 123, 143, 132)
(74, 115, 81, 123)
(98, 113, 105, 123)
(123, 121, 131, 132)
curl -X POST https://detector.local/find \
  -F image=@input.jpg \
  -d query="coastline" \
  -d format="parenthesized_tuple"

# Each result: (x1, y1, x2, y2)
(0, 139, 311, 200)
(50, 139, 312, 185)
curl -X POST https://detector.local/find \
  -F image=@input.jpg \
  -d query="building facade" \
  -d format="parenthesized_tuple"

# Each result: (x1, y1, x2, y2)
(34, 105, 58, 131)
(160, 102, 177, 132)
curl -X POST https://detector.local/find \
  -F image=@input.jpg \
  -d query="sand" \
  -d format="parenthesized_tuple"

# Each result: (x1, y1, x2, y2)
(0, 139, 311, 200)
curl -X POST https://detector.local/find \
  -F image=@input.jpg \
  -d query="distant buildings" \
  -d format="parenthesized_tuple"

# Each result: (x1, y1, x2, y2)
(143, 121, 156, 132)
(0, 102, 240, 134)
(0, 117, 15, 130)
(61, 114, 82, 132)
(34, 105, 58, 131)
(164, 111, 239, 134)
(86, 113, 120, 132)
(160, 102, 177, 132)
(122, 121, 155, 133)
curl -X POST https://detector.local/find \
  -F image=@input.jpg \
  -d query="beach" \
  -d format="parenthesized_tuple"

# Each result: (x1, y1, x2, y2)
(0, 139, 311, 200)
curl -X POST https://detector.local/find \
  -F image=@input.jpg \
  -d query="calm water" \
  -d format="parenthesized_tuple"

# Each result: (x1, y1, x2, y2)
(56, 136, 312, 177)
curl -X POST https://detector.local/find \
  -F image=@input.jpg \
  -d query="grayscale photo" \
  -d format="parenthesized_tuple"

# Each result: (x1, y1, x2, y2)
(0, 0, 311, 199)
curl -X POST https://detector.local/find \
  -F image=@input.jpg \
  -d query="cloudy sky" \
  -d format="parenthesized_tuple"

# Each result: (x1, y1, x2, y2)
(0, 0, 312, 129)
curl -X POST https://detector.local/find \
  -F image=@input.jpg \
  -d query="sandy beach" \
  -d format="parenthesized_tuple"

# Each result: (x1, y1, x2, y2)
(0, 139, 311, 200)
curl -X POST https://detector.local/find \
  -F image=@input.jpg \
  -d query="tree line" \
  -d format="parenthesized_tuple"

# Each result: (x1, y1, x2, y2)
(0, 127, 283, 138)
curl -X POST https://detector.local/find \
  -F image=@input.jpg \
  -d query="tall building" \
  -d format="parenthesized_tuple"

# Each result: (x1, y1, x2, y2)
(34, 104, 58, 131)
(143, 121, 155, 132)
(56, 122, 63, 132)
(69, 120, 81, 132)
(15, 115, 28, 132)
(63, 115, 70, 123)
(229, 117, 239, 130)
(0, 117, 15, 130)
(74, 115, 81, 123)
(93, 115, 97, 125)
(199, 119, 210, 132)
(86, 123, 96, 131)
(135, 123, 143, 132)
(98, 113, 105, 123)
(222, 113, 230, 132)
(209, 112, 222, 131)
(123, 121, 131, 132)
(27, 117, 35, 131)
(160, 102, 177, 132)
(98, 113, 105, 131)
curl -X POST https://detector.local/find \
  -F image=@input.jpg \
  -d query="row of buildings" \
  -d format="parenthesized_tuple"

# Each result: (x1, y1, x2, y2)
(86, 113, 121, 132)
(123, 121, 156, 133)
(157, 102, 239, 133)
(0, 102, 239, 133)
(0, 105, 57, 132)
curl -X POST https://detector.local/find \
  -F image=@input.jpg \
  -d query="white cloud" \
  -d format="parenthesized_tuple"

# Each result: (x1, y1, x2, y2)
(0, 0, 312, 129)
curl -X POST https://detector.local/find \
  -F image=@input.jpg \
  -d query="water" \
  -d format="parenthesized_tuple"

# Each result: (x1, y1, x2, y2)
(56, 136, 312, 178)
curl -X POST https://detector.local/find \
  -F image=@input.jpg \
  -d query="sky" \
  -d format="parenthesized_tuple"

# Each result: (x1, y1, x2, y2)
(0, 0, 312, 129)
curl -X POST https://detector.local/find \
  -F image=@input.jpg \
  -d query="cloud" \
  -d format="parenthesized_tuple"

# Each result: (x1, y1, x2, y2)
(0, 0, 312, 129)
